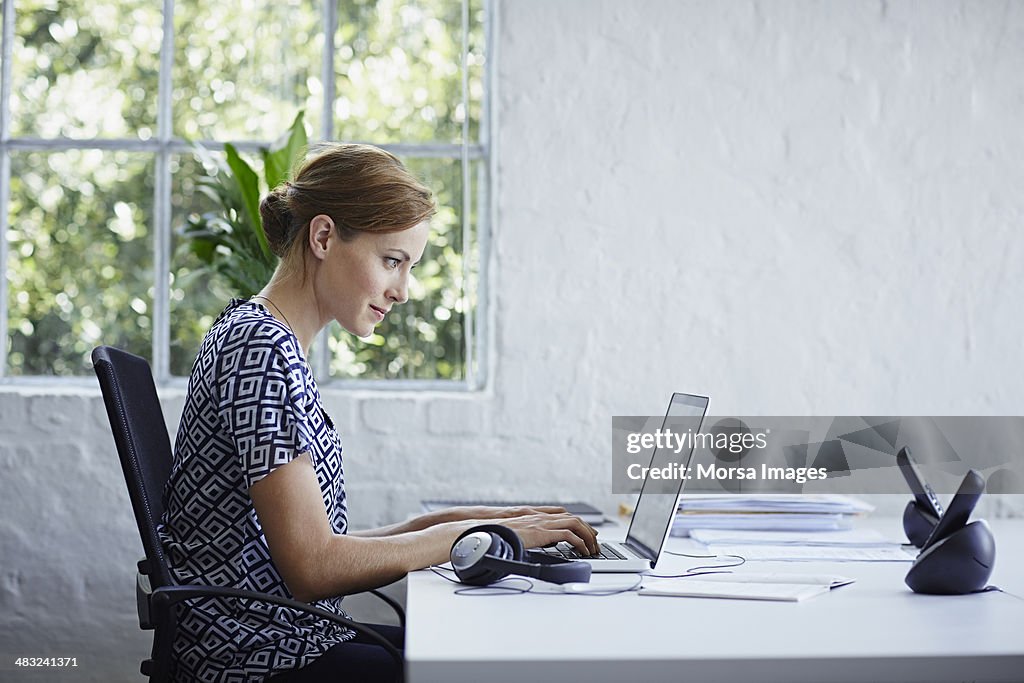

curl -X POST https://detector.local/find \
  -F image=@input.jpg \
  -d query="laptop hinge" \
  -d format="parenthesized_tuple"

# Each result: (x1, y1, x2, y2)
(622, 539, 657, 564)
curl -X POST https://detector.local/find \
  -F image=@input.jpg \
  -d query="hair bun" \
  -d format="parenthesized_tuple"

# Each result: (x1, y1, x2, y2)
(259, 188, 293, 258)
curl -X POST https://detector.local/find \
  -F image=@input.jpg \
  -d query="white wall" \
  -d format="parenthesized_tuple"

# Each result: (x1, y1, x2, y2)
(2, 1, 1023, 679)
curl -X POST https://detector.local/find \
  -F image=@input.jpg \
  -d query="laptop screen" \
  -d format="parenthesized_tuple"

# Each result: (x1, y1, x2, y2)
(624, 392, 709, 563)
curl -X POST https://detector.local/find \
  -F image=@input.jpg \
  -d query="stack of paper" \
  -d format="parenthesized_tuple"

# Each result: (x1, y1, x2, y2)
(686, 528, 915, 562)
(672, 494, 873, 535)
(688, 528, 895, 546)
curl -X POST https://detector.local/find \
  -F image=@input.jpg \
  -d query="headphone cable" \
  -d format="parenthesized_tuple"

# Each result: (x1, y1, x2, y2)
(429, 565, 534, 595)
(429, 565, 642, 596)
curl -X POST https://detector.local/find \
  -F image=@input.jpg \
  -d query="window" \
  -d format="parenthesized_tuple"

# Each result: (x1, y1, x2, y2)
(0, 0, 489, 387)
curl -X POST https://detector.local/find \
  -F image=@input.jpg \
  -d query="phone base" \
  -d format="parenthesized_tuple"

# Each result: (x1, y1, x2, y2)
(905, 520, 996, 595)
(902, 500, 940, 548)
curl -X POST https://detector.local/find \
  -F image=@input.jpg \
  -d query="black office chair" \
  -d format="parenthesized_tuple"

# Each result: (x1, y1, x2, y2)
(92, 345, 404, 682)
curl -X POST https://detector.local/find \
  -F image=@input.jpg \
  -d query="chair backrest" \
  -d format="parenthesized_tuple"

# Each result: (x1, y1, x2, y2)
(92, 346, 174, 589)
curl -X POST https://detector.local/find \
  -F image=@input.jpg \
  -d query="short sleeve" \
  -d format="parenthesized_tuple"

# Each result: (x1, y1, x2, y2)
(216, 328, 315, 490)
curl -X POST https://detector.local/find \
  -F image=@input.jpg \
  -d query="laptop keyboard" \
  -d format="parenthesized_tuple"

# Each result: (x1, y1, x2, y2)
(537, 542, 628, 561)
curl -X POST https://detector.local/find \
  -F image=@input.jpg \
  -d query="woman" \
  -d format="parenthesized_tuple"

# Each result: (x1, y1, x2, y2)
(159, 143, 598, 682)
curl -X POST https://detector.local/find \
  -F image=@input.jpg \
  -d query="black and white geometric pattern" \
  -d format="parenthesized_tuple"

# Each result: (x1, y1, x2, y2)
(159, 299, 352, 682)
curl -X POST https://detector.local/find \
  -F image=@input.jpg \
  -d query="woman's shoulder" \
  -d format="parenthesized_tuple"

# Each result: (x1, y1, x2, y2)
(209, 299, 305, 367)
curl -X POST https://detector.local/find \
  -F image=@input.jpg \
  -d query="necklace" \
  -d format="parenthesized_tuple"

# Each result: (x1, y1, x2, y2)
(251, 295, 293, 330)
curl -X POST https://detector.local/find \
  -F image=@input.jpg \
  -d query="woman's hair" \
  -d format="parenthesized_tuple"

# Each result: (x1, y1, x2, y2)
(258, 143, 435, 274)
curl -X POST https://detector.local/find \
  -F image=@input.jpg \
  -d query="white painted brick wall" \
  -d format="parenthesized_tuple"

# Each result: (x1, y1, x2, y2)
(426, 398, 488, 436)
(2, 1, 1024, 679)
(360, 398, 420, 434)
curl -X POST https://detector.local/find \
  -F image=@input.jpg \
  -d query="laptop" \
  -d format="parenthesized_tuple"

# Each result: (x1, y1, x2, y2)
(536, 392, 710, 573)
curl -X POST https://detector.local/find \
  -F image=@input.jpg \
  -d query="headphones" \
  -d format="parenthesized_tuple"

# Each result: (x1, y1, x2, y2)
(449, 524, 593, 586)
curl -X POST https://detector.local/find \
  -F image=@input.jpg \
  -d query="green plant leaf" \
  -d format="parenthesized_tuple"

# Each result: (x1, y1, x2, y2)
(223, 142, 273, 261)
(186, 238, 217, 263)
(263, 110, 308, 189)
(176, 114, 304, 299)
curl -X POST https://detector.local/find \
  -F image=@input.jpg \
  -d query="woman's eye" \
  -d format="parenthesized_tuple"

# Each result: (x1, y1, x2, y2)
(384, 257, 401, 269)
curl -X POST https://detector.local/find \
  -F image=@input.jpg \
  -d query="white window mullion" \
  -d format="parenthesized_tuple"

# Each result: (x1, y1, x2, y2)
(0, 150, 9, 380)
(0, 0, 15, 378)
(460, 0, 474, 388)
(321, 0, 337, 141)
(314, 0, 338, 383)
(477, 0, 498, 390)
(152, 0, 176, 383)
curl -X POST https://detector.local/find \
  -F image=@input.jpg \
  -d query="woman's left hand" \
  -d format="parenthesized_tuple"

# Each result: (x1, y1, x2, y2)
(362, 504, 593, 538)
(439, 504, 568, 523)
(418, 505, 598, 539)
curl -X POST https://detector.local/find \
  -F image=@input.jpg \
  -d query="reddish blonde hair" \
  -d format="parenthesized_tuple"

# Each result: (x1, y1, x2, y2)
(259, 143, 435, 275)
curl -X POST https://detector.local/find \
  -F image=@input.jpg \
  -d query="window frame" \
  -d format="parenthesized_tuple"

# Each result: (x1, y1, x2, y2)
(0, 0, 493, 391)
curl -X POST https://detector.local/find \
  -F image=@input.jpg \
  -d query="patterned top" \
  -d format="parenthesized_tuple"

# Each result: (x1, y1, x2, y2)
(158, 299, 353, 682)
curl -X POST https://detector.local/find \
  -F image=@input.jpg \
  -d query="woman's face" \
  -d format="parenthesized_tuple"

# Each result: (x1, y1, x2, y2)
(314, 219, 430, 338)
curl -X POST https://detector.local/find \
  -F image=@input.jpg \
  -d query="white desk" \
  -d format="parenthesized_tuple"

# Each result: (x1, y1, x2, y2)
(406, 519, 1024, 683)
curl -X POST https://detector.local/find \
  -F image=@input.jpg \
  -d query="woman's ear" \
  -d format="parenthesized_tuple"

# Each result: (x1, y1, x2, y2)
(308, 214, 335, 261)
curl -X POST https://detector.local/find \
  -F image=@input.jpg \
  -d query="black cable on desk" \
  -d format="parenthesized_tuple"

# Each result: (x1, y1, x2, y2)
(647, 550, 747, 578)
(981, 585, 1024, 602)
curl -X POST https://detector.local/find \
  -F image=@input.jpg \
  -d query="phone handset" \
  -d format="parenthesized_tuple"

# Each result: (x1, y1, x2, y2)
(895, 446, 943, 546)
(905, 469, 995, 595)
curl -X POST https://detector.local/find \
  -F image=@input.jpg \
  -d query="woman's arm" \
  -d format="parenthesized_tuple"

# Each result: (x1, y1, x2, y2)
(348, 504, 584, 537)
(250, 454, 598, 602)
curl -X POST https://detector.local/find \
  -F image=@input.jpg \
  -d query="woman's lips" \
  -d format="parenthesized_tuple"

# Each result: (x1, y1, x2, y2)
(370, 305, 386, 321)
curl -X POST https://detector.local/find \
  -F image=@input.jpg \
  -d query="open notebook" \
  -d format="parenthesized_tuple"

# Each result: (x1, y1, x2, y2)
(640, 573, 855, 602)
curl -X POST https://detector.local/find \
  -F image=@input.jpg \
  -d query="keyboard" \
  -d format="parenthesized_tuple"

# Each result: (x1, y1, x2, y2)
(537, 542, 628, 561)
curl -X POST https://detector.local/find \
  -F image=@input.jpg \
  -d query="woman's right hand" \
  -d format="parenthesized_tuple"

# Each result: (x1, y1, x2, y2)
(499, 511, 599, 555)
(434, 510, 599, 562)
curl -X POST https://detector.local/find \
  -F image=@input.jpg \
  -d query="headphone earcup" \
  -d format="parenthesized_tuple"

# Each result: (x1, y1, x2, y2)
(450, 524, 525, 586)
(485, 524, 526, 562)
(449, 524, 592, 586)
